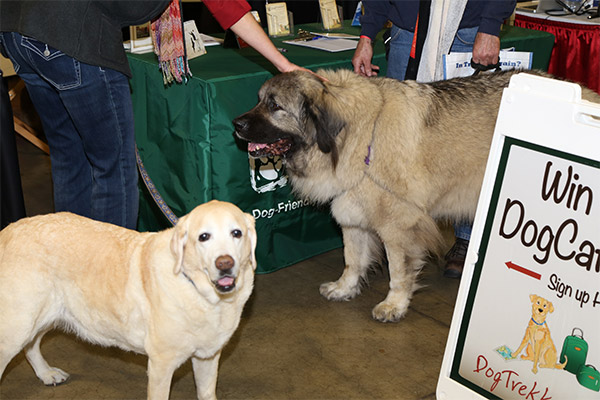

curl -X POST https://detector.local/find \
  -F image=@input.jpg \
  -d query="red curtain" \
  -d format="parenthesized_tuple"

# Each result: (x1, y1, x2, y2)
(515, 14, 600, 94)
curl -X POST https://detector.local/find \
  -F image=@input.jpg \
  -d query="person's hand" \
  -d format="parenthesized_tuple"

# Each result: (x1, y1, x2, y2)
(352, 36, 379, 77)
(230, 13, 327, 80)
(277, 60, 310, 74)
(472, 32, 500, 66)
(276, 61, 328, 81)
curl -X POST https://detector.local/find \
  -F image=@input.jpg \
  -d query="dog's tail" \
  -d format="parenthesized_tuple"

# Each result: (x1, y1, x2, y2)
(556, 355, 568, 369)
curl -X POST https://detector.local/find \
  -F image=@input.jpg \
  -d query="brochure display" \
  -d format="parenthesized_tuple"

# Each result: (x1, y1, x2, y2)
(318, 0, 342, 30)
(266, 2, 291, 37)
(351, 1, 362, 26)
(183, 20, 206, 60)
(437, 73, 600, 399)
(128, 22, 153, 54)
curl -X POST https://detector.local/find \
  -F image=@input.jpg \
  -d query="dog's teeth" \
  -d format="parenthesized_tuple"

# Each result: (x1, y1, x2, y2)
(248, 143, 267, 152)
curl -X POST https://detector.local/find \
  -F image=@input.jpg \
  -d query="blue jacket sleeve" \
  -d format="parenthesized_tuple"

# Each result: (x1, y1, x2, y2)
(476, 0, 517, 37)
(359, 0, 392, 40)
(361, 0, 516, 40)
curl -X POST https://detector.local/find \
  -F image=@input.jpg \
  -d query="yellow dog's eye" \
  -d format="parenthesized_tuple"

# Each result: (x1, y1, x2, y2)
(199, 233, 211, 242)
(231, 229, 242, 238)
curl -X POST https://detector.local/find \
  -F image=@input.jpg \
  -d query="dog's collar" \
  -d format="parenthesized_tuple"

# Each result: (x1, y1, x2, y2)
(364, 105, 384, 166)
(531, 318, 546, 326)
(182, 271, 198, 290)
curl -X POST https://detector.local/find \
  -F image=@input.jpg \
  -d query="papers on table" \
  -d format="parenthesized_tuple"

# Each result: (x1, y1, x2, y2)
(282, 37, 358, 52)
(124, 37, 153, 54)
(199, 34, 223, 47)
(308, 32, 360, 39)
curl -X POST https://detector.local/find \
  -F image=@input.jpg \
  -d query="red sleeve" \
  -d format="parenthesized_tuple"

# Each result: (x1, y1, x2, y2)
(202, 0, 252, 30)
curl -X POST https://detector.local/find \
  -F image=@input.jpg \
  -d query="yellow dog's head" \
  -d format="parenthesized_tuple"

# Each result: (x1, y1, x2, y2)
(170, 200, 257, 297)
(530, 294, 554, 324)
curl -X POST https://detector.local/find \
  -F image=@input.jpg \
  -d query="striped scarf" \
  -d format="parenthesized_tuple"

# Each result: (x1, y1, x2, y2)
(151, 0, 192, 84)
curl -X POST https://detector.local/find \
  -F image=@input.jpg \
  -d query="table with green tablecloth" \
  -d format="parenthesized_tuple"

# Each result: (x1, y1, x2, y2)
(129, 22, 554, 273)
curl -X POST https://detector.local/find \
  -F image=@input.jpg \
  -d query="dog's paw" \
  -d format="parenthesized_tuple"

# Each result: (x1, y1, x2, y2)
(371, 300, 409, 323)
(319, 281, 361, 301)
(39, 368, 70, 386)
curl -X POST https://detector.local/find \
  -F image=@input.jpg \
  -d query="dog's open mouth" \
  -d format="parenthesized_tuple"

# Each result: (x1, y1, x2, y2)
(215, 275, 236, 293)
(248, 139, 292, 158)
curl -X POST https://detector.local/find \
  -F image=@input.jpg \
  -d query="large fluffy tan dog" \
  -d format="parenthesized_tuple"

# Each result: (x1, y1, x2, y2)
(233, 69, 600, 323)
(0, 200, 257, 400)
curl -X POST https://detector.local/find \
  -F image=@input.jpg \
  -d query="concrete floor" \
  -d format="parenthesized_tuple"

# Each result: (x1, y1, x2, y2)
(0, 133, 461, 400)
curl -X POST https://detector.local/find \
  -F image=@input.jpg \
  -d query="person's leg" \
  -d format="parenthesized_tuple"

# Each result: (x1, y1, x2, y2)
(386, 25, 414, 80)
(62, 63, 138, 229)
(449, 26, 478, 54)
(444, 221, 471, 278)
(442, 27, 479, 278)
(1, 33, 138, 229)
(0, 32, 91, 218)
(454, 221, 471, 241)
(0, 68, 27, 228)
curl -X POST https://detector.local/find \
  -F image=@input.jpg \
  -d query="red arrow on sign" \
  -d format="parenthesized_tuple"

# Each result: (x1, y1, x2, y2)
(505, 261, 541, 280)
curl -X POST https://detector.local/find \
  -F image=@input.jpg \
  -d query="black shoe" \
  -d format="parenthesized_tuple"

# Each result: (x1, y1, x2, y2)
(443, 238, 469, 279)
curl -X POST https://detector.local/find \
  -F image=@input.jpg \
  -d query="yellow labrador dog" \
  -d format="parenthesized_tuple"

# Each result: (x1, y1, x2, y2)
(0, 200, 257, 400)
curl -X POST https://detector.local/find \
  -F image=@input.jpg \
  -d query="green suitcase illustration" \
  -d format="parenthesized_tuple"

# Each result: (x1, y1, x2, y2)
(577, 365, 600, 392)
(560, 327, 588, 374)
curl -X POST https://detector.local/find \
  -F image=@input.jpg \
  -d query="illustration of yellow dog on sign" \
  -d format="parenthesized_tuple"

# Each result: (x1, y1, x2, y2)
(511, 294, 568, 374)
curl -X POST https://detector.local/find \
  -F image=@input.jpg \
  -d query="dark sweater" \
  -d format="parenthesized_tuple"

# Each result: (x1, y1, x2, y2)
(0, 1, 170, 77)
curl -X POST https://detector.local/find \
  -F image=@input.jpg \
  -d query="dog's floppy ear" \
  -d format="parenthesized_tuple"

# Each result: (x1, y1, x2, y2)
(171, 214, 189, 275)
(548, 301, 554, 313)
(245, 213, 258, 271)
(529, 294, 537, 304)
(303, 87, 345, 166)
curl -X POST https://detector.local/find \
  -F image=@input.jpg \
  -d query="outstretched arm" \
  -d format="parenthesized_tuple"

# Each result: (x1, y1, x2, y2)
(230, 12, 309, 73)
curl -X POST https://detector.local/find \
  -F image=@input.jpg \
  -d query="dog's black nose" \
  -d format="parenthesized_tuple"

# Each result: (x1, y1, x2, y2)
(216, 255, 234, 271)
(233, 117, 248, 134)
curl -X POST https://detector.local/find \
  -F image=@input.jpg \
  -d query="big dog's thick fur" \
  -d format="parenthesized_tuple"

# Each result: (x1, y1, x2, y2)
(0, 200, 257, 399)
(233, 69, 600, 322)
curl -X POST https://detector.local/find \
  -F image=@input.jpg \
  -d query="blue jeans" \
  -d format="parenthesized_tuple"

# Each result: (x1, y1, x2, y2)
(454, 221, 472, 241)
(0, 32, 138, 229)
(386, 25, 478, 80)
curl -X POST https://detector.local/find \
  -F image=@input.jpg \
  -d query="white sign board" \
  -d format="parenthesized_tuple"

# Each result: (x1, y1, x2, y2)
(438, 73, 600, 399)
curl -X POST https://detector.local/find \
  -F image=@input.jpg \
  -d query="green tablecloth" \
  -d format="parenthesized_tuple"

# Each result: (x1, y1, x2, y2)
(129, 22, 554, 273)
(498, 24, 555, 70)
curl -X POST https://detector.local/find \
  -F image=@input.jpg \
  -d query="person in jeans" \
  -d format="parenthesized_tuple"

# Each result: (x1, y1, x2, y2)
(352, 0, 517, 278)
(0, 0, 307, 229)
(1, 70, 27, 229)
